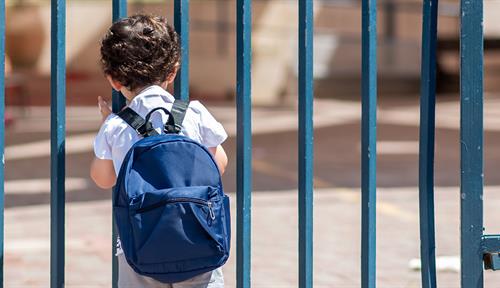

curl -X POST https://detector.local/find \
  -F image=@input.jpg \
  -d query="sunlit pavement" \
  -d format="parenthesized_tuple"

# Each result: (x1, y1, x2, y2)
(4, 94, 500, 287)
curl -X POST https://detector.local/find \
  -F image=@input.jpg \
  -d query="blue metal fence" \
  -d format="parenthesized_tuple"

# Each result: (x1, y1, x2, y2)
(111, 2, 128, 287)
(460, 0, 485, 286)
(0, 0, 498, 287)
(298, 0, 314, 287)
(50, 0, 66, 287)
(360, 0, 377, 286)
(174, 0, 190, 102)
(236, 0, 252, 286)
(418, 0, 438, 286)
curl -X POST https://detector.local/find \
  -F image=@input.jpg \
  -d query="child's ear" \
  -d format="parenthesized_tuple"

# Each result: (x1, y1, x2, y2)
(106, 75, 123, 91)
(166, 63, 180, 84)
(166, 72, 176, 84)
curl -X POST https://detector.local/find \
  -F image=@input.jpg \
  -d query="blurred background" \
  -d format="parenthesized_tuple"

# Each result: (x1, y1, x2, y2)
(3, 0, 500, 287)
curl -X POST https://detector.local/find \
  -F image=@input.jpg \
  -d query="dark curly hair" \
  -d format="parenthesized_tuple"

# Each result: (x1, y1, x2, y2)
(100, 14, 180, 92)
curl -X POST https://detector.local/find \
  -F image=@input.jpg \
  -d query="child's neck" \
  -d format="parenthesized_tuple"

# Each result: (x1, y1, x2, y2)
(121, 82, 169, 101)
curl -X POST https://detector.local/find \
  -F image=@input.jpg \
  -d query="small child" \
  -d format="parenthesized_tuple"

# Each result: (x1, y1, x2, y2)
(91, 14, 227, 288)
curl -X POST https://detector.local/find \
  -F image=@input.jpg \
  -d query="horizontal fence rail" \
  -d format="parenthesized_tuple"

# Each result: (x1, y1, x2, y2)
(482, 235, 500, 253)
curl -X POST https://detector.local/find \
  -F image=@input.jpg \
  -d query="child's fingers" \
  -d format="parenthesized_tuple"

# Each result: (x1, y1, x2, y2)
(98, 96, 106, 107)
(98, 96, 103, 108)
(97, 96, 112, 122)
(98, 96, 111, 111)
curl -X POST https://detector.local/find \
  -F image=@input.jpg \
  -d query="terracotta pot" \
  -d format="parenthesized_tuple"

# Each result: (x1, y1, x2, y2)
(6, 4, 46, 70)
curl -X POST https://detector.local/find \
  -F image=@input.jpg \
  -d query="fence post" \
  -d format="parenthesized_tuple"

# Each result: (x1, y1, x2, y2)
(0, 1, 4, 286)
(50, 0, 66, 287)
(112, 0, 127, 113)
(174, 0, 190, 101)
(236, 0, 252, 287)
(361, 0, 377, 285)
(298, 0, 314, 287)
(111, 1, 127, 287)
(418, 0, 438, 286)
(460, 0, 484, 286)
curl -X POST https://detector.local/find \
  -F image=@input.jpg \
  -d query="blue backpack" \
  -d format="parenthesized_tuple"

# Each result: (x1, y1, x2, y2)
(113, 100, 231, 283)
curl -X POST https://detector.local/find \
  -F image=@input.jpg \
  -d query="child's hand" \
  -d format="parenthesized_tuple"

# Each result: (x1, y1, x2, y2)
(98, 96, 112, 123)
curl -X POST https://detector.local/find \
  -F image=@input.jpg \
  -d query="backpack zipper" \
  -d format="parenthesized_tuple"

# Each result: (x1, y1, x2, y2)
(207, 201, 216, 220)
(135, 197, 216, 220)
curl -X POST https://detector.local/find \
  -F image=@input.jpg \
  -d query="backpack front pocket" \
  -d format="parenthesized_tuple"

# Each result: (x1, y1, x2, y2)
(129, 187, 225, 268)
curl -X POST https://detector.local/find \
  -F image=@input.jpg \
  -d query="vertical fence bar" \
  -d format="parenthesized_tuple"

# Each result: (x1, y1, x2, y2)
(112, 0, 127, 113)
(460, 0, 484, 286)
(50, 0, 66, 287)
(361, 0, 377, 285)
(111, 1, 127, 287)
(236, 0, 252, 286)
(0, 1, 4, 286)
(112, 0, 127, 23)
(418, 0, 439, 286)
(298, 0, 314, 287)
(174, 0, 190, 101)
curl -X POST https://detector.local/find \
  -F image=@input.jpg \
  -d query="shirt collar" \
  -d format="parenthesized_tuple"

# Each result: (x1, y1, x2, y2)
(128, 85, 175, 107)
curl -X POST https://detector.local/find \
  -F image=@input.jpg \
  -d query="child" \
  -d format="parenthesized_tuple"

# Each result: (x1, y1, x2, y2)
(91, 14, 228, 288)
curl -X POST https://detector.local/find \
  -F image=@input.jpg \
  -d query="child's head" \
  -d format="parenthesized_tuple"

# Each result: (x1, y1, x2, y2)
(100, 14, 180, 93)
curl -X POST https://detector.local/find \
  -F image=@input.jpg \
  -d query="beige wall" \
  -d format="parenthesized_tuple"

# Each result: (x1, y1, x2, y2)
(5, 1, 500, 106)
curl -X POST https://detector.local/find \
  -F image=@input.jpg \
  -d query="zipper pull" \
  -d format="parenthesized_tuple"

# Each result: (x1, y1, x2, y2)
(207, 201, 216, 220)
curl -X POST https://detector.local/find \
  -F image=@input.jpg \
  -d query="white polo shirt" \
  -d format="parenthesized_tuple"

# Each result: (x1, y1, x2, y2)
(94, 85, 228, 175)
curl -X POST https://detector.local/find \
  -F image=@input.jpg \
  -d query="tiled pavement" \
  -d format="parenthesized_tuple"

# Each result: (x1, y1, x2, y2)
(5, 186, 500, 287)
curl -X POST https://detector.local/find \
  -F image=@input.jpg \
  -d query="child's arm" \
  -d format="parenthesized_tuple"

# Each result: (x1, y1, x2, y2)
(90, 158, 116, 189)
(91, 96, 116, 189)
(208, 145, 228, 175)
(190, 101, 228, 175)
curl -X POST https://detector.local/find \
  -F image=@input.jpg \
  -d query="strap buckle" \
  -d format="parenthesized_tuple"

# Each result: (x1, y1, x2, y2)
(164, 123, 182, 134)
(136, 122, 155, 136)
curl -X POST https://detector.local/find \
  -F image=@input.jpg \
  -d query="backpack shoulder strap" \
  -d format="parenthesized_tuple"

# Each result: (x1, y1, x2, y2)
(116, 107, 159, 137)
(165, 99, 189, 134)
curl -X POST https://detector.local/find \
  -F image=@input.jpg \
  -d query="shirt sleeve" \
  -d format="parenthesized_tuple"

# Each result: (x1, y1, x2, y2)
(190, 101, 228, 148)
(93, 116, 114, 160)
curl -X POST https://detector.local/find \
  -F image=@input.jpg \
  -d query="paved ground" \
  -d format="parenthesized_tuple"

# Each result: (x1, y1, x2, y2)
(4, 93, 500, 287)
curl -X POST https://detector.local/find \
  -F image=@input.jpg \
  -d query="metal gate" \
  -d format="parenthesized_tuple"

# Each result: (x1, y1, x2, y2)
(0, 0, 498, 287)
